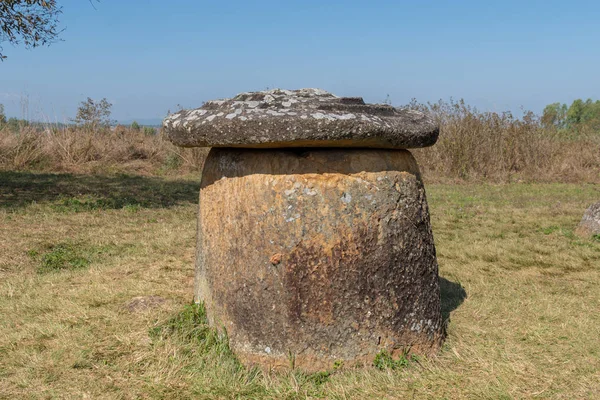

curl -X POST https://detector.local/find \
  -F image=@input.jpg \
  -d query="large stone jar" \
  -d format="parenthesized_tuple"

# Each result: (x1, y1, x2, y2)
(164, 88, 445, 371)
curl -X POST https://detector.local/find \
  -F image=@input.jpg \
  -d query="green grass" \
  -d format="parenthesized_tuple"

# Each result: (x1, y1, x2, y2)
(149, 303, 233, 356)
(372, 350, 413, 371)
(27, 241, 122, 274)
(35, 242, 91, 273)
(0, 173, 599, 399)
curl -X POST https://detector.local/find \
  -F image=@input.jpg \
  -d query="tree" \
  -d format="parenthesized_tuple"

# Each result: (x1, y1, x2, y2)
(72, 97, 114, 130)
(0, 0, 63, 60)
(130, 121, 140, 131)
(564, 98, 600, 130)
(579, 99, 600, 129)
(566, 99, 585, 127)
(541, 102, 567, 129)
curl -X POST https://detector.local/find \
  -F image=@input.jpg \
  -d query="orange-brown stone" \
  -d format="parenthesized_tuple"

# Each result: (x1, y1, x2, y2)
(196, 147, 444, 371)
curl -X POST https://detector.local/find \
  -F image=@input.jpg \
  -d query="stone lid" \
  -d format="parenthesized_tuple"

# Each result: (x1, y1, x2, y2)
(163, 88, 439, 149)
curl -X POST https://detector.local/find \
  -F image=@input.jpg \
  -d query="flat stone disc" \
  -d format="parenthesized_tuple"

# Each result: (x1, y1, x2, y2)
(164, 88, 439, 149)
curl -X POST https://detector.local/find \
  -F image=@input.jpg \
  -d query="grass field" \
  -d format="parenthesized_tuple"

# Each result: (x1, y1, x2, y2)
(1, 171, 599, 399)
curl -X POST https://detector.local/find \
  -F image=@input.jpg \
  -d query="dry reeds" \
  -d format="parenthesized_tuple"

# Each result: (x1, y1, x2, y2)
(0, 100, 598, 182)
(412, 99, 600, 183)
(0, 124, 208, 175)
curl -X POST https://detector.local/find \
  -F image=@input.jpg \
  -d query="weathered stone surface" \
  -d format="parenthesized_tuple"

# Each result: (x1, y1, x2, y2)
(196, 147, 444, 371)
(576, 202, 600, 237)
(164, 88, 439, 149)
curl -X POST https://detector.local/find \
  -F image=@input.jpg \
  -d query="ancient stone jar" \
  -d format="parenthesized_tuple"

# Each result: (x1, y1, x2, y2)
(164, 88, 445, 371)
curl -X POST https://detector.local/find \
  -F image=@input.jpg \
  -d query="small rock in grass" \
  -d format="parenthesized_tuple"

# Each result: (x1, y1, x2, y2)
(125, 296, 167, 312)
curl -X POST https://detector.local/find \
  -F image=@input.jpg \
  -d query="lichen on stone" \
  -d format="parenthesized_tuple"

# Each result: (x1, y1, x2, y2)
(163, 88, 439, 149)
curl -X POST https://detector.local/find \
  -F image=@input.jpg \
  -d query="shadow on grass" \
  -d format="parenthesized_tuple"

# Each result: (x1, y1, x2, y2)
(440, 277, 467, 322)
(0, 170, 200, 210)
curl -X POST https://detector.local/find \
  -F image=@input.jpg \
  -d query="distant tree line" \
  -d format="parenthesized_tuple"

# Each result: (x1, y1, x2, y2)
(5, 97, 598, 136)
(542, 99, 600, 131)
(0, 99, 155, 135)
(0, 103, 30, 130)
(0, 98, 115, 131)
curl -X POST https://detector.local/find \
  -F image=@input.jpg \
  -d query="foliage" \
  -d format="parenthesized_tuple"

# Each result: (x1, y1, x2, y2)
(143, 126, 155, 136)
(130, 121, 140, 131)
(0, 0, 62, 60)
(541, 102, 568, 129)
(568, 99, 600, 129)
(0, 103, 6, 124)
(4, 117, 29, 132)
(542, 98, 600, 131)
(72, 97, 114, 130)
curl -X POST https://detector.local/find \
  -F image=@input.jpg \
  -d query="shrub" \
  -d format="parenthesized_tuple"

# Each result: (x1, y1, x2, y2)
(72, 97, 114, 131)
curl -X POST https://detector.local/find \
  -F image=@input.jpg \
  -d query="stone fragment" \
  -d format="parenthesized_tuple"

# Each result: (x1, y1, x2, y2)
(576, 202, 600, 237)
(163, 88, 439, 149)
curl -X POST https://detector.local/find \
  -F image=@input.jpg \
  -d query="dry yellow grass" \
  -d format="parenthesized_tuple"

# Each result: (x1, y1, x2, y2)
(411, 99, 600, 184)
(1, 99, 599, 184)
(0, 171, 599, 399)
(0, 125, 209, 176)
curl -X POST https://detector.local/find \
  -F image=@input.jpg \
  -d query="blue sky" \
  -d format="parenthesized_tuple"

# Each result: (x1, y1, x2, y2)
(1, 0, 599, 123)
